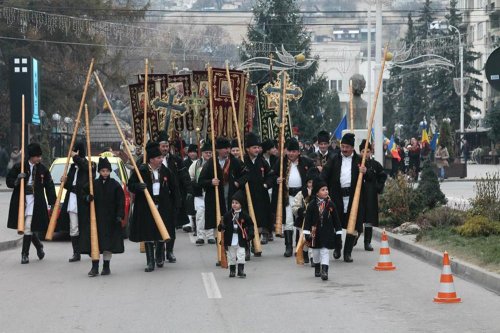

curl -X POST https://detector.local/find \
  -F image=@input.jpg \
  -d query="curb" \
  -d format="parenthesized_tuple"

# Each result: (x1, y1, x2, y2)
(0, 237, 22, 252)
(373, 227, 500, 296)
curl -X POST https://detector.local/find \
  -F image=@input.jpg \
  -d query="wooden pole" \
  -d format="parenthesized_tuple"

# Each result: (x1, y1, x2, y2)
(225, 61, 262, 255)
(274, 73, 288, 237)
(84, 104, 99, 260)
(349, 79, 354, 132)
(346, 44, 389, 235)
(208, 66, 227, 268)
(46, 59, 94, 240)
(17, 95, 25, 235)
(143, 58, 149, 164)
(93, 72, 170, 241)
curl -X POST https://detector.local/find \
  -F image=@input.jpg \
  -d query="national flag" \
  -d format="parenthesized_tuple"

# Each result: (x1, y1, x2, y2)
(333, 114, 347, 140)
(388, 135, 401, 161)
(430, 132, 439, 151)
(422, 129, 430, 144)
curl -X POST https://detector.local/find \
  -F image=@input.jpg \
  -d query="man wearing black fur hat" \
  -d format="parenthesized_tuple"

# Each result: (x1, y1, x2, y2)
(182, 144, 199, 233)
(272, 138, 314, 257)
(359, 139, 387, 251)
(157, 130, 192, 262)
(198, 137, 243, 244)
(237, 132, 275, 249)
(316, 130, 335, 171)
(7, 143, 56, 264)
(321, 132, 366, 262)
(83, 157, 125, 277)
(128, 141, 180, 272)
(59, 141, 94, 263)
(230, 139, 241, 160)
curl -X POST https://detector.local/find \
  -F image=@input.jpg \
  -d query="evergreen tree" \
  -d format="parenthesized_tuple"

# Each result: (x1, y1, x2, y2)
(241, 0, 332, 139)
(417, 160, 447, 209)
(439, 120, 454, 157)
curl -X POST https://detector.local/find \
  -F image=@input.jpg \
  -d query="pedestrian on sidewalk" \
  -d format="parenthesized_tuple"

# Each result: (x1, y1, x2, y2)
(435, 143, 450, 182)
(218, 190, 254, 278)
(303, 178, 342, 281)
(7, 146, 21, 173)
(6, 143, 56, 264)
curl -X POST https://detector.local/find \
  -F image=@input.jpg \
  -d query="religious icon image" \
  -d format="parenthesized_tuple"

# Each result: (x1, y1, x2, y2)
(199, 81, 209, 97)
(138, 92, 146, 110)
(220, 79, 231, 96)
(267, 97, 278, 110)
(169, 82, 185, 98)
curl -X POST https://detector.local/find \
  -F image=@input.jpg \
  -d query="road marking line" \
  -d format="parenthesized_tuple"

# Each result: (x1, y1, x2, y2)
(201, 272, 222, 299)
(189, 234, 197, 244)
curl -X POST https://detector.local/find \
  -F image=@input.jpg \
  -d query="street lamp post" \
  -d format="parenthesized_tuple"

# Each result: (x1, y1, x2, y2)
(51, 112, 61, 158)
(448, 24, 464, 141)
(470, 112, 482, 149)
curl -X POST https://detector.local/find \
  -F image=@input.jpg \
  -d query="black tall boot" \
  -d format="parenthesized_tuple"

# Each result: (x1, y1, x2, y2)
(68, 236, 81, 262)
(364, 227, 374, 251)
(229, 265, 236, 278)
(237, 263, 246, 278)
(343, 234, 356, 263)
(101, 260, 111, 275)
(314, 263, 321, 277)
(303, 251, 309, 264)
(88, 260, 99, 277)
(283, 230, 293, 257)
(155, 241, 165, 267)
(166, 239, 176, 263)
(245, 242, 251, 261)
(21, 235, 32, 264)
(31, 233, 45, 260)
(333, 234, 342, 259)
(144, 242, 155, 272)
(321, 265, 329, 281)
(260, 231, 268, 245)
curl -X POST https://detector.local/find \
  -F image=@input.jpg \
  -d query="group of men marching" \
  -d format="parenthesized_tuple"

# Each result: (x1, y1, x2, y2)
(6, 128, 387, 281)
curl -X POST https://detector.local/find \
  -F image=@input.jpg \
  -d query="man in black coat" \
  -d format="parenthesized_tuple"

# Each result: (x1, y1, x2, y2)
(359, 140, 387, 251)
(272, 138, 315, 257)
(182, 144, 198, 233)
(237, 133, 275, 247)
(316, 130, 336, 171)
(128, 142, 181, 272)
(198, 137, 244, 244)
(59, 141, 93, 263)
(7, 143, 56, 264)
(157, 130, 192, 263)
(83, 157, 125, 277)
(321, 133, 366, 262)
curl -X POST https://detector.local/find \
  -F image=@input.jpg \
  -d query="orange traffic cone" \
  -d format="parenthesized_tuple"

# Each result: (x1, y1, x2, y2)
(433, 251, 461, 303)
(374, 229, 396, 271)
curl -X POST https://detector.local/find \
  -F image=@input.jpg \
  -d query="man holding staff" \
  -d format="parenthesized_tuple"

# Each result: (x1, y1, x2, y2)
(59, 141, 93, 263)
(321, 133, 366, 262)
(128, 142, 180, 272)
(7, 143, 56, 264)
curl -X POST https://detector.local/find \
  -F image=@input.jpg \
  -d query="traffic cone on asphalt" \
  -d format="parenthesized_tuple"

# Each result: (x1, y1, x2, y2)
(374, 229, 396, 271)
(433, 251, 461, 303)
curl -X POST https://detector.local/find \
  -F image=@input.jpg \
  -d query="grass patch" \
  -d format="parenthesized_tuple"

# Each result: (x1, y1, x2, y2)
(418, 227, 500, 274)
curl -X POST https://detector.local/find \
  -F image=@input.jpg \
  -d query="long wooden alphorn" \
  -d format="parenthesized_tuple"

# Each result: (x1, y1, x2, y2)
(46, 59, 94, 240)
(274, 73, 288, 237)
(139, 59, 149, 253)
(207, 66, 228, 269)
(17, 95, 26, 235)
(349, 79, 354, 132)
(346, 45, 389, 235)
(84, 105, 100, 260)
(93, 72, 170, 241)
(224, 62, 262, 255)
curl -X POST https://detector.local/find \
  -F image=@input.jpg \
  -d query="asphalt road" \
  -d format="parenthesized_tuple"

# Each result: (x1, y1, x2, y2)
(0, 229, 499, 333)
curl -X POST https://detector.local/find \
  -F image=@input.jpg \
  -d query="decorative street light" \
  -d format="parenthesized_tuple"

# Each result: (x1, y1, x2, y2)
(394, 123, 403, 139)
(470, 112, 482, 149)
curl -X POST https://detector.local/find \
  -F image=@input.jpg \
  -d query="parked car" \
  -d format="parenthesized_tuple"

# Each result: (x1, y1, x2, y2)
(48, 152, 131, 231)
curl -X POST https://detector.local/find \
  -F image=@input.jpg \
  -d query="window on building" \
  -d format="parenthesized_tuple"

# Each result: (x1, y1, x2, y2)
(477, 22, 484, 40)
(330, 80, 343, 92)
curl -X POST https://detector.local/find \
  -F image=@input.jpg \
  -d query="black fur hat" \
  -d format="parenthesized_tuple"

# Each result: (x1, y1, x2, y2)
(261, 139, 275, 153)
(215, 137, 230, 149)
(312, 178, 328, 196)
(187, 144, 198, 153)
(73, 140, 86, 158)
(231, 189, 246, 206)
(341, 133, 355, 147)
(201, 141, 212, 152)
(245, 132, 261, 148)
(98, 157, 112, 171)
(317, 130, 330, 144)
(286, 138, 300, 151)
(157, 130, 169, 144)
(146, 141, 162, 160)
(27, 143, 42, 158)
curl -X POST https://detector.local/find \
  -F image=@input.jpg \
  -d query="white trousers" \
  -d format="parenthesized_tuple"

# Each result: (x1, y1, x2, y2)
(69, 212, 79, 237)
(312, 248, 330, 265)
(284, 195, 296, 231)
(103, 251, 112, 261)
(24, 215, 33, 236)
(227, 245, 245, 265)
(195, 196, 214, 240)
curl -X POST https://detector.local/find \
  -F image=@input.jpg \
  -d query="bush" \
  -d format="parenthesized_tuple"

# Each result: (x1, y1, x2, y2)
(455, 215, 500, 237)
(415, 206, 466, 230)
(417, 160, 447, 209)
(469, 172, 500, 221)
(380, 173, 422, 226)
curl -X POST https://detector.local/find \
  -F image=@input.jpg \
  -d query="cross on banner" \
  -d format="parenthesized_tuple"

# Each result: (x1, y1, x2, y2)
(151, 87, 187, 132)
(262, 71, 302, 124)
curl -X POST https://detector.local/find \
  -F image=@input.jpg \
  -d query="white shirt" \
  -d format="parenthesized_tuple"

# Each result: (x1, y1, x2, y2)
(151, 166, 160, 196)
(231, 210, 241, 246)
(72, 165, 79, 186)
(288, 160, 302, 188)
(28, 161, 35, 186)
(218, 157, 227, 169)
(162, 155, 169, 168)
(340, 153, 353, 189)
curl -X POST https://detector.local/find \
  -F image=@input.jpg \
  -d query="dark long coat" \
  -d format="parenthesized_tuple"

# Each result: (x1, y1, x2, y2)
(219, 210, 254, 248)
(128, 164, 180, 242)
(58, 155, 94, 232)
(7, 160, 56, 232)
(164, 154, 192, 226)
(303, 198, 342, 249)
(198, 154, 243, 230)
(80, 176, 125, 254)
(237, 155, 275, 231)
(321, 152, 365, 233)
(361, 158, 387, 227)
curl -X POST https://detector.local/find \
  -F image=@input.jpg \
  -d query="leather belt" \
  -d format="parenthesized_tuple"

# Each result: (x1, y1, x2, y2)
(25, 185, 34, 195)
(288, 187, 302, 196)
(153, 195, 160, 204)
(340, 187, 351, 197)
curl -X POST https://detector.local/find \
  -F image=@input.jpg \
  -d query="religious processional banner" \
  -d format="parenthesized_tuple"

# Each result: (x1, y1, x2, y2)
(257, 83, 292, 141)
(129, 81, 159, 146)
(167, 74, 193, 133)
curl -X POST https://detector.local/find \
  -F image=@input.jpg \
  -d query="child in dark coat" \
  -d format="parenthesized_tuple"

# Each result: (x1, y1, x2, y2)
(218, 190, 254, 278)
(303, 179, 342, 280)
